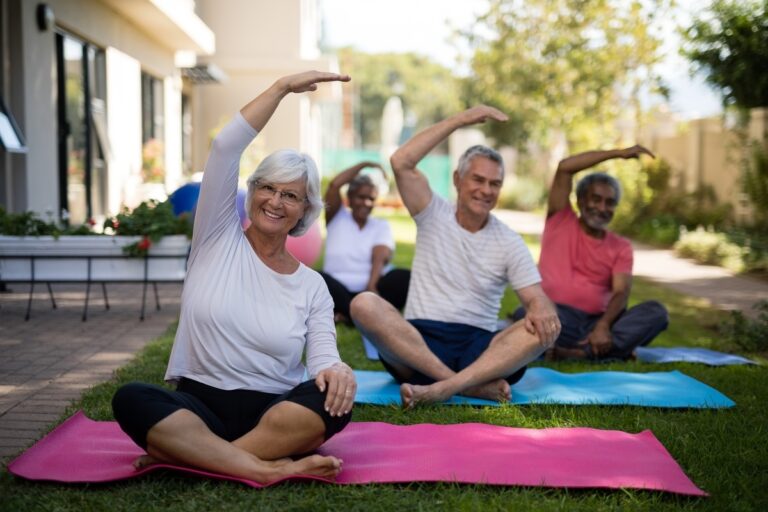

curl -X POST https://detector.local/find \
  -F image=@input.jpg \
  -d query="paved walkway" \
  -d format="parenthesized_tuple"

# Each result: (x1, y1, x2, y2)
(1, 212, 766, 465)
(0, 283, 182, 463)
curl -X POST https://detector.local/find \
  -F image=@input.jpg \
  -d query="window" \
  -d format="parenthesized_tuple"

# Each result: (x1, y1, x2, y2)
(181, 93, 192, 176)
(0, 94, 26, 153)
(55, 31, 106, 225)
(141, 72, 165, 184)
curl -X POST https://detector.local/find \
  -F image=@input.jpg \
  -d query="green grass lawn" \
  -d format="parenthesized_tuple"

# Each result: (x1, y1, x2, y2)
(2, 211, 767, 511)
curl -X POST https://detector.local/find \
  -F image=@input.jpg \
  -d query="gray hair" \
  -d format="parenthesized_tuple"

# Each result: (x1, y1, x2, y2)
(245, 149, 323, 236)
(575, 172, 622, 204)
(457, 145, 504, 179)
(347, 174, 377, 198)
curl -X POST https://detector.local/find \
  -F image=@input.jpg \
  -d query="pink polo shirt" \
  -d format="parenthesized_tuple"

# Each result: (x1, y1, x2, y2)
(539, 208, 633, 314)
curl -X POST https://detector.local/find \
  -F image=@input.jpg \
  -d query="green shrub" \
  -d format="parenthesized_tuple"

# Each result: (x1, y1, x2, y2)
(612, 157, 733, 246)
(725, 228, 768, 272)
(103, 200, 192, 256)
(497, 175, 547, 211)
(719, 300, 768, 353)
(625, 214, 681, 246)
(0, 207, 97, 237)
(674, 226, 745, 271)
(742, 144, 768, 226)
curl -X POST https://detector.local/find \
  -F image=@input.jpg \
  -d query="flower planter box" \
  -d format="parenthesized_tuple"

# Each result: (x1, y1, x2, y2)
(0, 235, 190, 282)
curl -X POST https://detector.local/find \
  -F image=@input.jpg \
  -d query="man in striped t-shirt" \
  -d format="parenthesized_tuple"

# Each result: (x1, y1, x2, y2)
(350, 106, 560, 407)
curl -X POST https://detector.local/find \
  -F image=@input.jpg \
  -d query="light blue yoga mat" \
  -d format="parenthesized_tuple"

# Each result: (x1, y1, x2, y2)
(635, 347, 757, 366)
(353, 368, 735, 408)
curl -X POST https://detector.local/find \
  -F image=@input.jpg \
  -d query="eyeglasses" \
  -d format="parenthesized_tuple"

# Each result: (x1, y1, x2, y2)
(254, 183, 307, 207)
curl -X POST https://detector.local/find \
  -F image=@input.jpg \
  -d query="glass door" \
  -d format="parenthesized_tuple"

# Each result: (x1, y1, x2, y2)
(55, 31, 106, 225)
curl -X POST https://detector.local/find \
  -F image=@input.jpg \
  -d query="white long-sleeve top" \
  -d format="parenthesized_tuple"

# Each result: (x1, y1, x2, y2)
(165, 112, 340, 393)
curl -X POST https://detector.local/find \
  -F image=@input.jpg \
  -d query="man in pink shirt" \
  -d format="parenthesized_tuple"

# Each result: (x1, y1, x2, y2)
(514, 145, 668, 360)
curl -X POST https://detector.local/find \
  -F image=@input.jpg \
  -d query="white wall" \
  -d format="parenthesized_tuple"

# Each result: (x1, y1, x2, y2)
(26, 0, 187, 214)
(164, 75, 184, 193)
(50, 0, 178, 77)
(105, 48, 142, 211)
(20, 1, 58, 216)
(192, 0, 340, 176)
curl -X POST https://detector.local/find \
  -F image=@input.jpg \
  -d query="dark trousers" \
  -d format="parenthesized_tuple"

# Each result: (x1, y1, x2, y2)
(512, 300, 669, 359)
(320, 269, 410, 320)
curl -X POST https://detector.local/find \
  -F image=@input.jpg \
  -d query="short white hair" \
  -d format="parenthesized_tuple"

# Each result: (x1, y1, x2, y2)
(457, 145, 504, 179)
(245, 149, 323, 236)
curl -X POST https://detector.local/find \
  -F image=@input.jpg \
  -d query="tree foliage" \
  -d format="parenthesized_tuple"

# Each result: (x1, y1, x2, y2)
(459, 0, 669, 151)
(743, 145, 768, 225)
(683, 0, 768, 109)
(336, 48, 462, 147)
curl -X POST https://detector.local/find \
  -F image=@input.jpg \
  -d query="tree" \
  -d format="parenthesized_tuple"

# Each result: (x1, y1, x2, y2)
(458, 0, 670, 152)
(683, 0, 768, 109)
(336, 48, 462, 148)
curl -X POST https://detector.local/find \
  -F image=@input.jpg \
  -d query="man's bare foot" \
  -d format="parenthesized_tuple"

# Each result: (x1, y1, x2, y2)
(462, 378, 511, 403)
(133, 454, 160, 469)
(400, 382, 453, 408)
(278, 454, 342, 480)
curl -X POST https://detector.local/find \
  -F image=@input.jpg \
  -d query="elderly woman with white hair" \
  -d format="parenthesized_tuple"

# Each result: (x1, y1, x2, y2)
(112, 71, 356, 483)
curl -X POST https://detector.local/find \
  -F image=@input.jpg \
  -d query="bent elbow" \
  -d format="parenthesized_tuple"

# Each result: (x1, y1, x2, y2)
(389, 152, 412, 174)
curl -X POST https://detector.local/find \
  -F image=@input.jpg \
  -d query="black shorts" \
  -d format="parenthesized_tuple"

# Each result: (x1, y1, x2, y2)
(112, 378, 352, 451)
(380, 319, 527, 386)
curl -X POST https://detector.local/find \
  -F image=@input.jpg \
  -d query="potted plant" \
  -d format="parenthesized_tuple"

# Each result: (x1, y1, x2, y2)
(0, 201, 192, 282)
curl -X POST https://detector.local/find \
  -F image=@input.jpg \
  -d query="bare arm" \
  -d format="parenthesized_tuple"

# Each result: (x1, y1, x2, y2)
(515, 283, 561, 348)
(239, 71, 350, 132)
(324, 161, 383, 224)
(578, 273, 632, 357)
(390, 105, 508, 216)
(548, 145, 655, 217)
(366, 245, 392, 292)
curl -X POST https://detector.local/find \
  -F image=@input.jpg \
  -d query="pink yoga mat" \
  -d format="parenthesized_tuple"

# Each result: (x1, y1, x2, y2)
(7, 411, 706, 496)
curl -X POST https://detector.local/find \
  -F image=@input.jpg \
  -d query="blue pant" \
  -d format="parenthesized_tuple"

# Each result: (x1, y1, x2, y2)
(512, 301, 668, 360)
(379, 319, 527, 386)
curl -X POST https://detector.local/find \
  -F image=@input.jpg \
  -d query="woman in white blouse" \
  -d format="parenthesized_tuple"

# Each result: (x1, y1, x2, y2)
(321, 162, 410, 324)
(112, 71, 356, 484)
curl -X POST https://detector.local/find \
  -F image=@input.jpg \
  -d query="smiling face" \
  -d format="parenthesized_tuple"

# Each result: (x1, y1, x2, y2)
(250, 178, 307, 238)
(577, 181, 618, 233)
(347, 184, 378, 226)
(453, 156, 503, 224)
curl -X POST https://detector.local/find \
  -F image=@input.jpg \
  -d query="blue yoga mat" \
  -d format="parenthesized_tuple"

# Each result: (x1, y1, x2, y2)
(353, 368, 735, 408)
(362, 336, 379, 360)
(635, 347, 757, 366)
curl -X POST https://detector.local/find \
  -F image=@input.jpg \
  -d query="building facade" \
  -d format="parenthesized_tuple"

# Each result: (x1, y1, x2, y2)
(0, 0, 341, 226)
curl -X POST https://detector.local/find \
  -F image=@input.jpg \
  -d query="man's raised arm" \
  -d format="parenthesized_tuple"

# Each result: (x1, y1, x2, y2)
(390, 105, 508, 216)
(547, 144, 655, 217)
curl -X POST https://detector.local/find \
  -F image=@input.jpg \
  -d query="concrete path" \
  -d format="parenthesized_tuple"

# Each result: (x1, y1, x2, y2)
(1, 211, 766, 466)
(0, 283, 182, 463)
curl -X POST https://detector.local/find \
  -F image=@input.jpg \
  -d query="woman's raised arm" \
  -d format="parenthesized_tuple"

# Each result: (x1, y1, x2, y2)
(240, 71, 351, 132)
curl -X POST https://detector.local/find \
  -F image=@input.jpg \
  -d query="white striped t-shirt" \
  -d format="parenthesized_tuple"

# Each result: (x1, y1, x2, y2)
(404, 194, 541, 332)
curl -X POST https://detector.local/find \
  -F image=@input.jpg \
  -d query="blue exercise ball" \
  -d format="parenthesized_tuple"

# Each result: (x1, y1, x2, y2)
(169, 182, 201, 216)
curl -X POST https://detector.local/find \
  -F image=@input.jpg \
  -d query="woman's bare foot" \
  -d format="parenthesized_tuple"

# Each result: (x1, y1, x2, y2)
(462, 378, 511, 403)
(133, 454, 160, 469)
(400, 382, 453, 408)
(278, 454, 342, 480)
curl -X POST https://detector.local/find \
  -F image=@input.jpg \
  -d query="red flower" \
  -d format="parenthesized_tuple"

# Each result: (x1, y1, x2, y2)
(87, 218, 96, 226)
(137, 237, 152, 251)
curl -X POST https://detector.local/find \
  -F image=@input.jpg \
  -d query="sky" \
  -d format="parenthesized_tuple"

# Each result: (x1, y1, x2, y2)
(320, 0, 723, 120)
